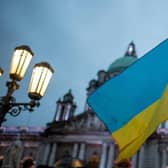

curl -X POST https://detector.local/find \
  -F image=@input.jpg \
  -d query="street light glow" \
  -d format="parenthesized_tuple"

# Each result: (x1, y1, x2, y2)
(9, 45, 34, 81)
(28, 62, 54, 100)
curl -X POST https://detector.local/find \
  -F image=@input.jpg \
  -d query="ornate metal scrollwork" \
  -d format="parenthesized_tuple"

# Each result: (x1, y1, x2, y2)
(8, 106, 22, 117)
(0, 96, 40, 117)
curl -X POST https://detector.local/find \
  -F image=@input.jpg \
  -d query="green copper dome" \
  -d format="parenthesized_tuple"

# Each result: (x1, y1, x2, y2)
(108, 42, 138, 74)
(107, 56, 137, 74)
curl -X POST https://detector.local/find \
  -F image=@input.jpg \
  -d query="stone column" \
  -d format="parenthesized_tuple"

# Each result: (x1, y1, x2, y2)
(72, 143, 79, 158)
(131, 154, 137, 168)
(99, 143, 108, 168)
(64, 104, 71, 120)
(55, 104, 62, 121)
(161, 149, 167, 168)
(78, 143, 86, 160)
(138, 145, 144, 168)
(36, 144, 45, 166)
(48, 143, 57, 166)
(154, 142, 160, 168)
(43, 144, 51, 165)
(107, 144, 114, 168)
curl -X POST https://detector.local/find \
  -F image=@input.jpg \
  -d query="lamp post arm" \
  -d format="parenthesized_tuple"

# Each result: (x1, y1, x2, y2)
(0, 80, 40, 126)
(0, 99, 40, 126)
(9, 100, 40, 112)
(8, 100, 40, 116)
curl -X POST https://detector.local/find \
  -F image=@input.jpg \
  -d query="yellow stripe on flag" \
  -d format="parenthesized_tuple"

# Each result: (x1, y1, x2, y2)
(112, 100, 159, 150)
(113, 85, 168, 162)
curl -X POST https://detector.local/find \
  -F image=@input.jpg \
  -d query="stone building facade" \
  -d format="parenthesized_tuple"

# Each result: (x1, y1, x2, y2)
(0, 126, 44, 167)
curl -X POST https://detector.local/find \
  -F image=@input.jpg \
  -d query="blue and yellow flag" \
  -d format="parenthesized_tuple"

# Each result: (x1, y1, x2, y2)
(87, 39, 168, 162)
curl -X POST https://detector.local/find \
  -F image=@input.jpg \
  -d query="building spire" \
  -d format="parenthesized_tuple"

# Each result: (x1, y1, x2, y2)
(124, 41, 137, 57)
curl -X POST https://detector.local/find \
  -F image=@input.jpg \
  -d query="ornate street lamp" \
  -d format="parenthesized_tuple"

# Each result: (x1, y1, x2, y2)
(0, 45, 54, 126)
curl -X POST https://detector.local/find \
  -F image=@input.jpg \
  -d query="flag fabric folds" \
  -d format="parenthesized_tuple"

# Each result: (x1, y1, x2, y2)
(87, 39, 168, 162)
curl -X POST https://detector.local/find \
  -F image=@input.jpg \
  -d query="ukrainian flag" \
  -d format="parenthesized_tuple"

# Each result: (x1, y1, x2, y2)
(87, 39, 168, 162)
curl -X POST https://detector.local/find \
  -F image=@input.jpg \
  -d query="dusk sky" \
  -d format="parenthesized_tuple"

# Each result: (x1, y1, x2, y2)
(0, 0, 168, 126)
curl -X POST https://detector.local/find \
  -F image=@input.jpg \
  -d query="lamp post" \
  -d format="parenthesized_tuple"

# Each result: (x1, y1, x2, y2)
(0, 45, 54, 126)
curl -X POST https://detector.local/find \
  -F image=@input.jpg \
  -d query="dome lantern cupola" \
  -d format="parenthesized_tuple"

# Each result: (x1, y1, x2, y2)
(107, 41, 138, 76)
(124, 41, 137, 57)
